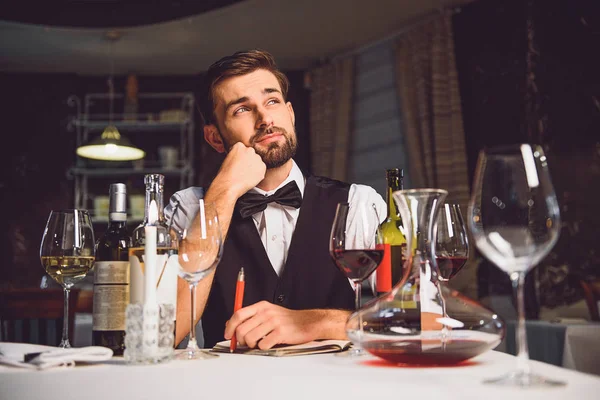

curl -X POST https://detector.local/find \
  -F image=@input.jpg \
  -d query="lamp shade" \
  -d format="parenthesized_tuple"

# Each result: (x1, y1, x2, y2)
(76, 125, 145, 161)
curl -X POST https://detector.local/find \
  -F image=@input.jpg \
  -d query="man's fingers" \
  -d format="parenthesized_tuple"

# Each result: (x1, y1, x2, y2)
(233, 314, 268, 346)
(257, 329, 282, 350)
(223, 302, 264, 338)
(224, 308, 252, 339)
(244, 321, 275, 348)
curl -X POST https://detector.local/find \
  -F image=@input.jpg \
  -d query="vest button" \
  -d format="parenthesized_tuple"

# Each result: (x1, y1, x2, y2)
(276, 294, 285, 303)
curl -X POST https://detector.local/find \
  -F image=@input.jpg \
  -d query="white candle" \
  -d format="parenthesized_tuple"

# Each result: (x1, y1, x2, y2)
(144, 200, 159, 305)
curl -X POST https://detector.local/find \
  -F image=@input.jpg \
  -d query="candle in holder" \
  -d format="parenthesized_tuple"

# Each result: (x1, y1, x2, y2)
(144, 200, 159, 304)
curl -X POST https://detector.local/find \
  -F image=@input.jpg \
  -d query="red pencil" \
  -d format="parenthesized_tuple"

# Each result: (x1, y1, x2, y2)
(230, 267, 245, 352)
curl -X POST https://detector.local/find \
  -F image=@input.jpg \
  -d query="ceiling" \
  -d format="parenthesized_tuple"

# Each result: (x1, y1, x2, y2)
(0, 0, 474, 75)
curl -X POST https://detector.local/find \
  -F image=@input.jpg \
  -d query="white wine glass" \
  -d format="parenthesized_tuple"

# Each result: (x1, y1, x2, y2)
(40, 209, 96, 348)
(468, 144, 563, 387)
(330, 202, 384, 357)
(171, 199, 223, 360)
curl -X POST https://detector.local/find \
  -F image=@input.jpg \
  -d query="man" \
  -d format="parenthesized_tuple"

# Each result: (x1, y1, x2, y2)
(166, 49, 385, 350)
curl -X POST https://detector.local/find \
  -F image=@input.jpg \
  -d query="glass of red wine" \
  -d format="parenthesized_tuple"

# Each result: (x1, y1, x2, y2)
(330, 201, 384, 357)
(435, 203, 469, 281)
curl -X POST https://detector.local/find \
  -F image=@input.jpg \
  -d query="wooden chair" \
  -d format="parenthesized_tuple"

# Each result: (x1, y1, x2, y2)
(0, 288, 80, 345)
(580, 279, 600, 321)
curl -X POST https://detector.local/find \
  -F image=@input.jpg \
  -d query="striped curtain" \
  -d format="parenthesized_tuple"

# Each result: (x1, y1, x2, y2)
(394, 13, 470, 207)
(308, 57, 355, 181)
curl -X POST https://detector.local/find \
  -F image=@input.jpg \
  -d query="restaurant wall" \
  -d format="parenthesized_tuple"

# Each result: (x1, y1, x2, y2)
(0, 71, 310, 287)
(453, 0, 600, 317)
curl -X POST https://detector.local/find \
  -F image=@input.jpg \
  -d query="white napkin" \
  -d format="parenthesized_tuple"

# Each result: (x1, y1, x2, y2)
(0, 345, 113, 370)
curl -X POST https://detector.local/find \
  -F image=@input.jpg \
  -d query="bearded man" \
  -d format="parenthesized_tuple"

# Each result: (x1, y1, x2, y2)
(166, 49, 385, 349)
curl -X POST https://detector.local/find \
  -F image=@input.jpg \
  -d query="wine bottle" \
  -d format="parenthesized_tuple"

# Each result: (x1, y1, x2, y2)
(92, 183, 132, 355)
(129, 174, 178, 340)
(376, 168, 407, 295)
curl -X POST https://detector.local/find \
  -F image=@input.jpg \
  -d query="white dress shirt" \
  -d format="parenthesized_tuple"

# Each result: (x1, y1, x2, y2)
(165, 160, 387, 281)
(246, 160, 386, 277)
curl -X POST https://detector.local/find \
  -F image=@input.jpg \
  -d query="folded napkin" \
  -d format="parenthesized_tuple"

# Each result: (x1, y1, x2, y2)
(0, 346, 113, 370)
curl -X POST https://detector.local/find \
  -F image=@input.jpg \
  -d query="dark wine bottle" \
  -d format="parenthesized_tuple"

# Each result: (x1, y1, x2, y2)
(92, 183, 132, 355)
(376, 168, 407, 295)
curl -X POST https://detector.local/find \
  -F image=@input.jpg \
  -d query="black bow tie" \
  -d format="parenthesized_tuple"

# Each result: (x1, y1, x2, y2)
(237, 181, 303, 219)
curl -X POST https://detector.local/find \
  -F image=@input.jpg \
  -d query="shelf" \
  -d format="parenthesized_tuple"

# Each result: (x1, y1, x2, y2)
(71, 119, 190, 132)
(69, 91, 196, 211)
(69, 166, 191, 177)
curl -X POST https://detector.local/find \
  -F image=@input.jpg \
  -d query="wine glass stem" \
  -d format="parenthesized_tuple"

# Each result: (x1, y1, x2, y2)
(511, 271, 530, 375)
(187, 283, 199, 352)
(354, 281, 363, 344)
(60, 288, 71, 348)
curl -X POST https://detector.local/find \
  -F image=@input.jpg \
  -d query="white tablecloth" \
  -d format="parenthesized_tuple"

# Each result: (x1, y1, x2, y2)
(1, 343, 599, 400)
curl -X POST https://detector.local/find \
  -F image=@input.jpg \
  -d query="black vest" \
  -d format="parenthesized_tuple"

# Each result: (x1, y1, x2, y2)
(201, 175, 355, 348)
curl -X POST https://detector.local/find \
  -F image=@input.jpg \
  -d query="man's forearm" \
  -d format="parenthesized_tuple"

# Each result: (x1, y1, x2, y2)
(307, 309, 352, 340)
(203, 182, 238, 241)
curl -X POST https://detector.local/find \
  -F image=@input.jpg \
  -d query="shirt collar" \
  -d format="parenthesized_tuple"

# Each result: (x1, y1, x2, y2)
(250, 160, 305, 197)
(249, 160, 305, 225)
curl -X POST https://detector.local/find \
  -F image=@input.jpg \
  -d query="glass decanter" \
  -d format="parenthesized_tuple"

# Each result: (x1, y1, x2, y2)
(346, 189, 505, 366)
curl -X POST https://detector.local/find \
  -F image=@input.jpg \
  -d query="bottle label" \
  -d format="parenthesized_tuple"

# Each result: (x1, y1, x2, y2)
(93, 285, 129, 330)
(93, 261, 130, 331)
(376, 244, 393, 293)
(94, 261, 130, 284)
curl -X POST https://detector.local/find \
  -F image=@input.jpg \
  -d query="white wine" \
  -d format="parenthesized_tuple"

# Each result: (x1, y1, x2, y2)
(129, 246, 178, 301)
(41, 256, 95, 287)
(93, 183, 132, 355)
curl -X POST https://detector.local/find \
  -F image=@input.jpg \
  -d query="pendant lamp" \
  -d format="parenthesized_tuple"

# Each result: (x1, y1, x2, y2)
(76, 31, 145, 162)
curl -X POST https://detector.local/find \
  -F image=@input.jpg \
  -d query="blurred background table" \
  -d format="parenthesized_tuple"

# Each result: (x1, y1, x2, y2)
(496, 319, 600, 376)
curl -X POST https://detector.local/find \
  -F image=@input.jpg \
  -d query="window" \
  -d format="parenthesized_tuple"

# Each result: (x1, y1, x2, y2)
(349, 41, 411, 196)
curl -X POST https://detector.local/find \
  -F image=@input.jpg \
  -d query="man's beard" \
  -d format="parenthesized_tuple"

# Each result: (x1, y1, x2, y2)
(222, 126, 297, 169)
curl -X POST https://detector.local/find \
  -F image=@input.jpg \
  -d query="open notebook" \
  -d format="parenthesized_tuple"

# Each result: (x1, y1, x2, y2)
(211, 339, 352, 357)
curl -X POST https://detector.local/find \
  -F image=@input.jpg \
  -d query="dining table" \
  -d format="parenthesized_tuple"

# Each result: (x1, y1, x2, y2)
(1, 342, 599, 400)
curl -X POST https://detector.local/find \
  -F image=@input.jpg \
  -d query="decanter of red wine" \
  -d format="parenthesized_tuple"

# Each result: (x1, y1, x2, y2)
(346, 189, 505, 366)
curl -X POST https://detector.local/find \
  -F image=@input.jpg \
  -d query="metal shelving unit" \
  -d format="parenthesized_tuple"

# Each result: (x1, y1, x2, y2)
(67, 92, 195, 220)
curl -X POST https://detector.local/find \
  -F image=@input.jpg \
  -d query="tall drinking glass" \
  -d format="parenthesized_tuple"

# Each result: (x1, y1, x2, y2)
(469, 144, 563, 387)
(40, 210, 96, 348)
(172, 200, 223, 360)
(330, 202, 384, 357)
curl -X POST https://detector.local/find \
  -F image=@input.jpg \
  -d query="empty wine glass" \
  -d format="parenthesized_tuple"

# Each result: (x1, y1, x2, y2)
(469, 144, 563, 387)
(171, 199, 223, 360)
(436, 203, 469, 281)
(330, 202, 384, 357)
(40, 210, 96, 348)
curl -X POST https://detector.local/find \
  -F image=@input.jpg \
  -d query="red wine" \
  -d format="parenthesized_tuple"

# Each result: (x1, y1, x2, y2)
(436, 256, 468, 280)
(333, 249, 384, 281)
(362, 339, 489, 365)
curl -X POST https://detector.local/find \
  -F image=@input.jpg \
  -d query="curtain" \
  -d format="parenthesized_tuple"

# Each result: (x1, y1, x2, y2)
(394, 13, 470, 207)
(308, 57, 355, 181)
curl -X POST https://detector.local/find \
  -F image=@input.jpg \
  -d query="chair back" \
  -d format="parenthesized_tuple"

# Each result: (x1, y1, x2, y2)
(0, 288, 80, 345)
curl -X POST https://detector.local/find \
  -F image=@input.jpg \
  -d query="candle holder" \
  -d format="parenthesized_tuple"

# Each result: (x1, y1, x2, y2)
(124, 302, 175, 364)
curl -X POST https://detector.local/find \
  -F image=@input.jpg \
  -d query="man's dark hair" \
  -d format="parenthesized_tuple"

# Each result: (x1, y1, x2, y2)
(199, 49, 290, 126)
